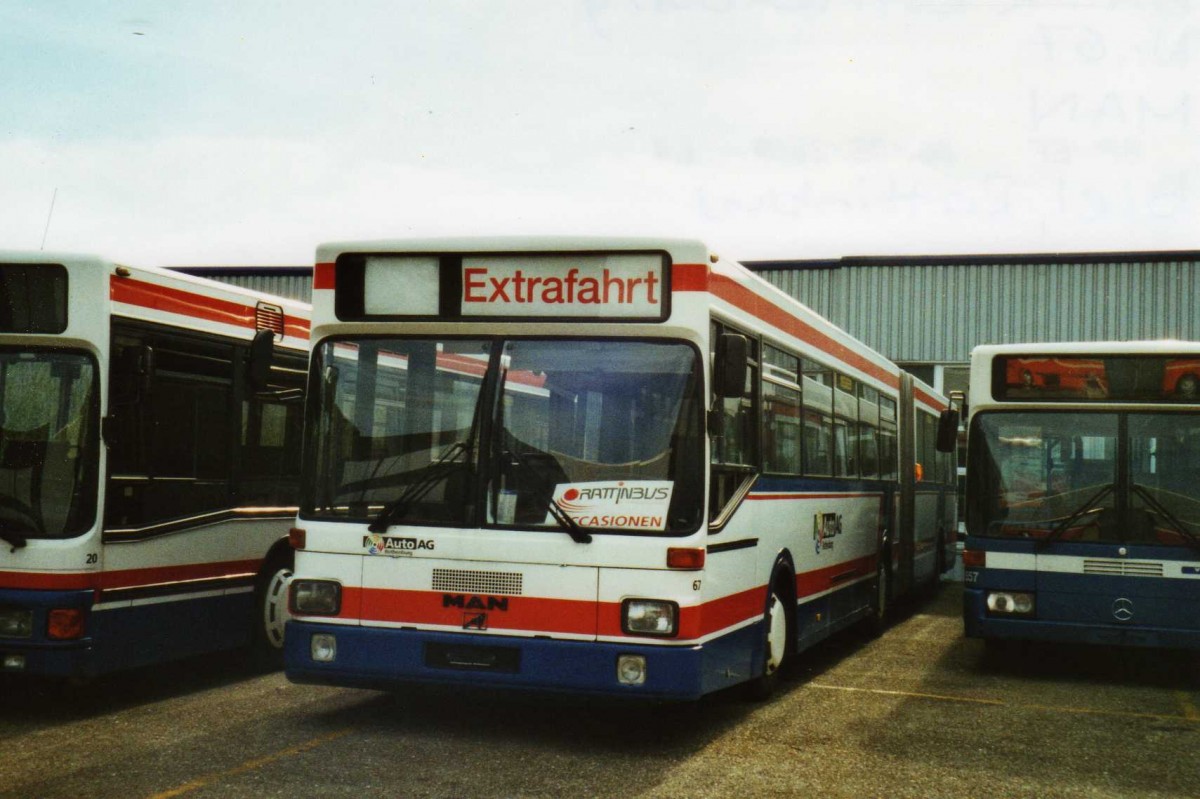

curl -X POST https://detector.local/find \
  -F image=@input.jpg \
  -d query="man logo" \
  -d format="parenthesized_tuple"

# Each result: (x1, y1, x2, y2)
(1112, 597, 1134, 622)
(463, 612, 488, 630)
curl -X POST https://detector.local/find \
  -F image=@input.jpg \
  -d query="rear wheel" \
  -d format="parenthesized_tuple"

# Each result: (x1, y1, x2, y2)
(251, 551, 293, 670)
(866, 557, 890, 637)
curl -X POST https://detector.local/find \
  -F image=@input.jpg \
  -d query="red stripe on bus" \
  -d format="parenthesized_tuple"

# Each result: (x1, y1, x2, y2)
(314, 262, 336, 290)
(347, 587, 600, 636)
(914, 386, 946, 411)
(110, 277, 310, 339)
(796, 554, 877, 598)
(685, 586, 764, 639)
(96, 559, 263, 591)
(0, 558, 263, 594)
(340, 562, 872, 643)
(672, 263, 900, 391)
(0, 570, 97, 590)
(671, 262, 710, 291)
(344, 586, 761, 640)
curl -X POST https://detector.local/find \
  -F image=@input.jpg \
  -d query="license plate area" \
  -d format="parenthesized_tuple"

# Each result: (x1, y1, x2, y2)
(424, 642, 521, 673)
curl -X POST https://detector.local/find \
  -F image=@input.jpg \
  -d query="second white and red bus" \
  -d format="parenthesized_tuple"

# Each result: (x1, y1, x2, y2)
(0, 252, 310, 678)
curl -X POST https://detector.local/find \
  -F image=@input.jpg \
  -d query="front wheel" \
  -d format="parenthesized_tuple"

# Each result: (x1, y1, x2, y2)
(744, 579, 793, 701)
(251, 552, 294, 670)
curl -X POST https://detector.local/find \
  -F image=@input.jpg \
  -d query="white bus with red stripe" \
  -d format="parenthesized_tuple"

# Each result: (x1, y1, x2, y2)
(0, 252, 310, 678)
(285, 237, 956, 700)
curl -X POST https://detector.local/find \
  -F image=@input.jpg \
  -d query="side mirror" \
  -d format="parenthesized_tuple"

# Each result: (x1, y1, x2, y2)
(714, 333, 748, 399)
(936, 408, 960, 453)
(247, 329, 275, 391)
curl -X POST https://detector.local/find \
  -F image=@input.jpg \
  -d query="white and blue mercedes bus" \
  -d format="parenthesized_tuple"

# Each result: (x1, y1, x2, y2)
(963, 341, 1200, 651)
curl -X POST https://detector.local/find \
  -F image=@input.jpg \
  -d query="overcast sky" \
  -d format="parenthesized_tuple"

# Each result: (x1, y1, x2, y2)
(1, 1, 1196, 266)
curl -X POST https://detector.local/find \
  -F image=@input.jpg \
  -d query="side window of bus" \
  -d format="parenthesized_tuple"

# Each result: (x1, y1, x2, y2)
(105, 327, 263, 528)
(240, 352, 305, 506)
(709, 322, 759, 522)
(878, 395, 898, 480)
(106, 329, 236, 527)
(858, 384, 880, 478)
(917, 411, 938, 483)
(834, 374, 858, 477)
(802, 359, 833, 476)
(762, 345, 801, 474)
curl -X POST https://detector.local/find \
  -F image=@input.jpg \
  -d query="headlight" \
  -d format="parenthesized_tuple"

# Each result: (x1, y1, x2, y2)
(290, 580, 342, 615)
(0, 608, 33, 638)
(616, 654, 647, 685)
(311, 634, 337, 662)
(622, 599, 678, 637)
(986, 591, 1035, 616)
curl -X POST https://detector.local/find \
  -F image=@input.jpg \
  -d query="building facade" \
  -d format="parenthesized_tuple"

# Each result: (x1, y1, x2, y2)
(177, 250, 1200, 401)
(744, 250, 1200, 400)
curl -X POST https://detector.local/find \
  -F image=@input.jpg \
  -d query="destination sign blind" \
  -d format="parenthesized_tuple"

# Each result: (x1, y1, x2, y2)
(461, 253, 664, 319)
(342, 251, 670, 321)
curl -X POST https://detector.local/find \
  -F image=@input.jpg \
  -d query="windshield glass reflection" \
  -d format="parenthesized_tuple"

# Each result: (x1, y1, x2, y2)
(303, 338, 703, 535)
(0, 350, 98, 539)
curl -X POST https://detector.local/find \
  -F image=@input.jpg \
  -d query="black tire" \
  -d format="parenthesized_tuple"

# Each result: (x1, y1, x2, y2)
(744, 571, 794, 701)
(926, 532, 946, 599)
(250, 550, 294, 671)
(866, 556, 890, 637)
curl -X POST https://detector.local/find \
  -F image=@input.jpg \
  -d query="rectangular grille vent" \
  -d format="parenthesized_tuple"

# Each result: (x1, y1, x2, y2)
(1082, 559, 1164, 577)
(255, 301, 285, 338)
(431, 568, 523, 596)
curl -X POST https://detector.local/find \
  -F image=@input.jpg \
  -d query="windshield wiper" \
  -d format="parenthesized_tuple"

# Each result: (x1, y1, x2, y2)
(368, 440, 470, 533)
(1036, 483, 1115, 550)
(1130, 483, 1200, 554)
(500, 447, 591, 544)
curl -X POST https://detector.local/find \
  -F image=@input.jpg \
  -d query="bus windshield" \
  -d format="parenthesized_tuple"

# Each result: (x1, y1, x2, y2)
(0, 350, 99, 540)
(968, 411, 1200, 548)
(304, 338, 704, 535)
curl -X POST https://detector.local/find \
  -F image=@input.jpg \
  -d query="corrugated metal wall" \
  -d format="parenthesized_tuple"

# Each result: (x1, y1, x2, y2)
(170, 268, 313, 303)
(170, 255, 1200, 364)
(752, 256, 1200, 364)
(213, 273, 312, 303)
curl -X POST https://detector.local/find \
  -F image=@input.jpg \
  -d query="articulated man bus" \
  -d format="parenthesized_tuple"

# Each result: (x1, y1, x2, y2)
(284, 237, 957, 700)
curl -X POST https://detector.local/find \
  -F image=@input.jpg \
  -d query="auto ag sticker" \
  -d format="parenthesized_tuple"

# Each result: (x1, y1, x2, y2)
(549, 481, 674, 532)
(364, 534, 436, 557)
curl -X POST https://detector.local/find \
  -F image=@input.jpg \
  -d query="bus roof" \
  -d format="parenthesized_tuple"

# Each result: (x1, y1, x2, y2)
(316, 236, 715, 263)
(309, 236, 948, 410)
(2, 250, 311, 348)
(973, 340, 1200, 358)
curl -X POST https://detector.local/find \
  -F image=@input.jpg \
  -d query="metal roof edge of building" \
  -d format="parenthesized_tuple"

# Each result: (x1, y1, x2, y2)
(743, 248, 1200, 270)
(169, 266, 313, 276)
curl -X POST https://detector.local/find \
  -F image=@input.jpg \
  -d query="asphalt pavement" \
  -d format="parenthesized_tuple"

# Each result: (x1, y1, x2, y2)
(2, 579, 1198, 798)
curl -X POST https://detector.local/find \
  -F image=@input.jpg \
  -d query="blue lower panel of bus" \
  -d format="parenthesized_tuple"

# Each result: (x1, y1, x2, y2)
(964, 585, 1200, 651)
(285, 621, 763, 700)
(0, 586, 253, 678)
